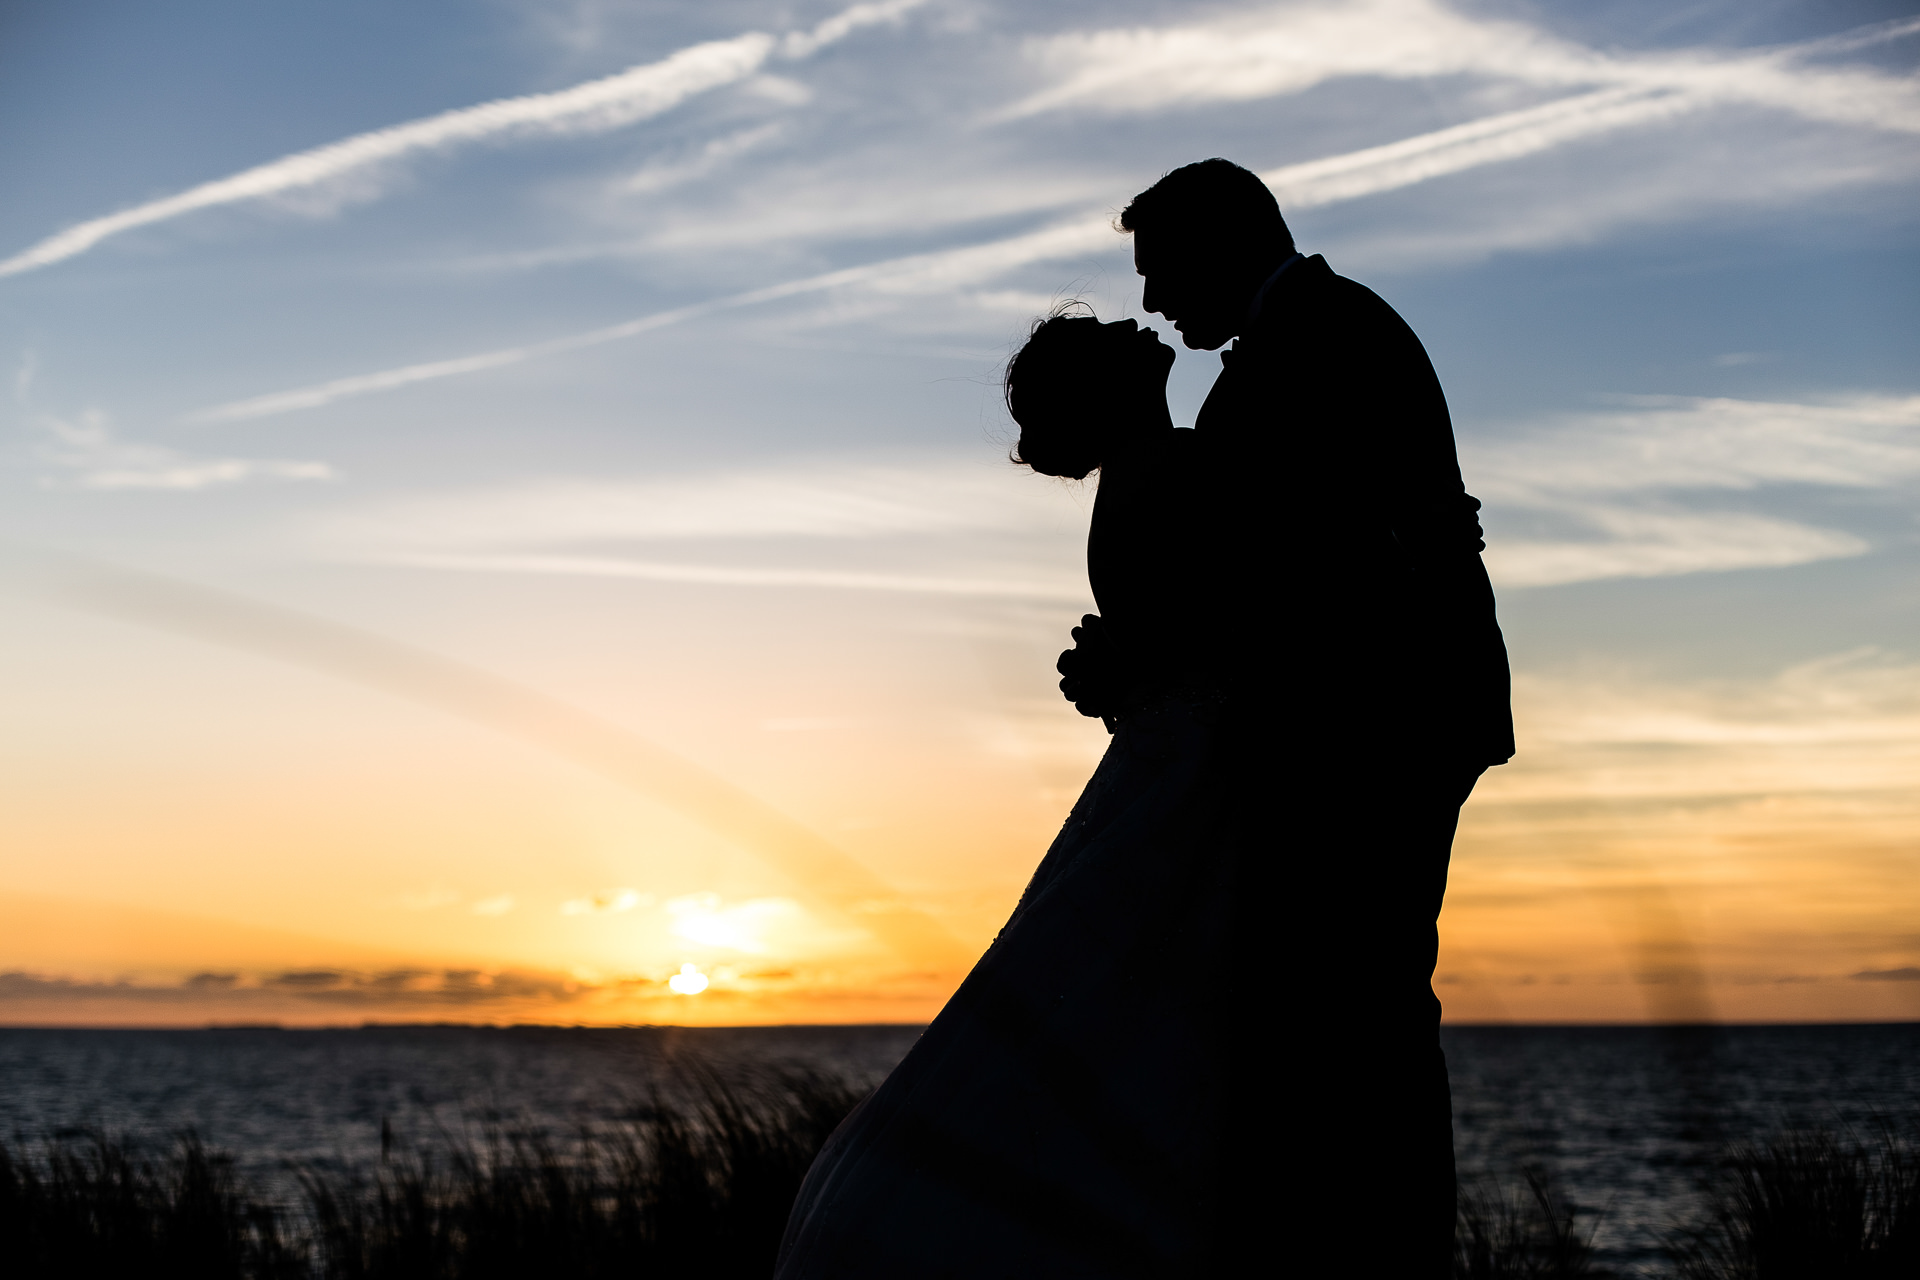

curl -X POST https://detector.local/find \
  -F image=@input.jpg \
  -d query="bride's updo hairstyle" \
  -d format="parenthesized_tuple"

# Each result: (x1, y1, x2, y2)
(1005, 305, 1109, 480)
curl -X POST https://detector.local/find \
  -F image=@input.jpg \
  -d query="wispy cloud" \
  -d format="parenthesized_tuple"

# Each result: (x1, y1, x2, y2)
(1468, 394, 1920, 588)
(1489, 652, 1920, 809)
(1472, 395, 1920, 498)
(311, 464, 1076, 547)
(0, 966, 589, 1006)
(308, 460, 1091, 601)
(999, 1, 1920, 131)
(1261, 85, 1705, 211)
(34, 410, 334, 491)
(0, 1, 926, 280)
(176, 4, 1920, 426)
(1447, 647, 1920, 996)
(362, 551, 1086, 602)
(621, 122, 787, 194)
(183, 82, 1745, 424)
(1485, 510, 1867, 590)
(180, 217, 1114, 421)
(781, 0, 925, 59)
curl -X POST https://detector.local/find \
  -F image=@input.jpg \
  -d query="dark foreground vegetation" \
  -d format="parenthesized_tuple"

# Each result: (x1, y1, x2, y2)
(1665, 1125, 1920, 1280)
(0, 1061, 861, 1280)
(1455, 1122, 1920, 1279)
(3, 1066, 1915, 1279)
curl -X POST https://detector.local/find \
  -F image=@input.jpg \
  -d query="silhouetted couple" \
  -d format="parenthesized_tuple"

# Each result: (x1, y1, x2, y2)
(777, 160, 1513, 1279)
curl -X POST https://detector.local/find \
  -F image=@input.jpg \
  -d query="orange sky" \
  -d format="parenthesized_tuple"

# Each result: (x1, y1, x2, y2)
(3, 548, 1917, 1027)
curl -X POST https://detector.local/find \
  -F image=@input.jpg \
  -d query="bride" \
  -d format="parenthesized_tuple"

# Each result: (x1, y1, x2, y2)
(775, 308, 1254, 1277)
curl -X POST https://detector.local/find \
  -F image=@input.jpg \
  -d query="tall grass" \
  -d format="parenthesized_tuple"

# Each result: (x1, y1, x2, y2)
(0, 1062, 864, 1280)
(1668, 1122, 1920, 1280)
(1454, 1168, 1602, 1279)
(0, 1130, 304, 1280)
(7, 1069, 1914, 1280)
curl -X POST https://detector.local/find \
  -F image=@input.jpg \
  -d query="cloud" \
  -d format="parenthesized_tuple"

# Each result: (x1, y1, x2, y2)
(1467, 394, 1920, 588)
(1444, 645, 1920, 1000)
(313, 463, 1075, 547)
(780, 0, 926, 60)
(1854, 967, 1920, 981)
(1485, 510, 1867, 590)
(0, 959, 906, 1015)
(998, 1, 1920, 132)
(34, 410, 334, 491)
(470, 894, 516, 916)
(621, 122, 787, 195)
(307, 460, 1091, 601)
(268, 970, 346, 988)
(179, 216, 1115, 422)
(0, 967, 591, 1006)
(0, 1, 928, 279)
(192, 78, 1753, 425)
(175, 7, 1920, 426)
(1000, 0, 1593, 119)
(560, 888, 648, 915)
(1472, 395, 1920, 498)
(1510, 648, 1920, 759)
(1261, 85, 1706, 212)
(364, 551, 1086, 601)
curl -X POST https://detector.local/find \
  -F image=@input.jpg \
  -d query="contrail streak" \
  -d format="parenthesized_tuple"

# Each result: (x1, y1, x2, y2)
(1263, 84, 1702, 208)
(368, 551, 1088, 601)
(1, 545, 972, 970)
(0, 36, 770, 280)
(182, 82, 1707, 424)
(0, 0, 926, 280)
(1763, 13, 1920, 60)
(184, 218, 1113, 422)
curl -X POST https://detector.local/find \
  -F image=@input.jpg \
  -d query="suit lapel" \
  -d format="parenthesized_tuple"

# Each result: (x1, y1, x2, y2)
(1192, 344, 1241, 434)
(1191, 255, 1332, 435)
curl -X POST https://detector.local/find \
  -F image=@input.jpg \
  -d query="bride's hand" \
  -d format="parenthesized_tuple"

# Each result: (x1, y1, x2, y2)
(1056, 614, 1125, 722)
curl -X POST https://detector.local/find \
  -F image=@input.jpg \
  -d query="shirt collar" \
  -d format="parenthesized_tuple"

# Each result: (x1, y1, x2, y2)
(1243, 252, 1304, 328)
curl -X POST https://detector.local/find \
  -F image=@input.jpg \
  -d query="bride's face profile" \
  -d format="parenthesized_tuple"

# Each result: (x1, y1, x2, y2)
(1007, 313, 1176, 479)
(1090, 318, 1176, 394)
(1070, 320, 1176, 442)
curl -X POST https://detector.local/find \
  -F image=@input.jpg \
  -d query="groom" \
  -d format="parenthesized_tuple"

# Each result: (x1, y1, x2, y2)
(1060, 159, 1513, 1275)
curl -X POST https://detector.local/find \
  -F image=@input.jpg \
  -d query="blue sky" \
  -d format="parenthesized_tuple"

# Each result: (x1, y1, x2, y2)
(1, 0, 1917, 1023)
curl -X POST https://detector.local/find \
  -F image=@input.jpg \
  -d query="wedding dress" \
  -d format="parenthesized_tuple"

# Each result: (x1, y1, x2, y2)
(775, 430, 1249, 1277)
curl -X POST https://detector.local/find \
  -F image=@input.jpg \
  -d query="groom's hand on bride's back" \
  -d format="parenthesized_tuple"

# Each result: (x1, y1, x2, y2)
(1057, 614, 1126, 722)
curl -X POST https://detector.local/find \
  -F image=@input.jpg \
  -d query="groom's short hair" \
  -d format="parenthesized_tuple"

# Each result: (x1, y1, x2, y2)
(1119, 158, 1294, 254)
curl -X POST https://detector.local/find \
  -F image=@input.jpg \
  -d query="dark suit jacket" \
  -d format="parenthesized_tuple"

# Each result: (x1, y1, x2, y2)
(1194, 254, 1514, 768)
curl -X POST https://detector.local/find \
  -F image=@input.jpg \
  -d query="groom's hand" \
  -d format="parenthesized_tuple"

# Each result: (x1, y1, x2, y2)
(1056, 614, 1126, 723)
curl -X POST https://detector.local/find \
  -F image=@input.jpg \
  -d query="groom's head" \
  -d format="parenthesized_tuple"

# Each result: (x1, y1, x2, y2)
(1122, 159, 1295, 351)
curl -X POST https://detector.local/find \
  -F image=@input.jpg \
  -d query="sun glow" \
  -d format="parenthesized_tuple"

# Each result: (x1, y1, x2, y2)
(667, 963, 709, 995)
(667, 892, 806, 954)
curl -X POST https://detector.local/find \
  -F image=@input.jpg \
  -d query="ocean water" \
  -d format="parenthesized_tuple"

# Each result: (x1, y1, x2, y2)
(1445, 1024, 1920, 1272)
(2, 1023, 1916, 1275)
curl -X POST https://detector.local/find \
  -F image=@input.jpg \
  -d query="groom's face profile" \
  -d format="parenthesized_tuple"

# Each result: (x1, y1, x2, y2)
(1134, 229, 1273, 352)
